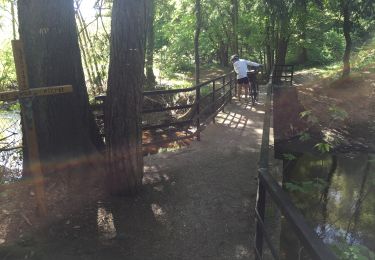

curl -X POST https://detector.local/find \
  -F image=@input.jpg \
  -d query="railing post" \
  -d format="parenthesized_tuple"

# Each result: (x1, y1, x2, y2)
(229, 73, 232, 103)
(212, 80, 216, 124)
(196, 85, 201, 141)
(235, 74, 237, 98)
(222, 76, 226, 112)
(255, 171, 267, 259)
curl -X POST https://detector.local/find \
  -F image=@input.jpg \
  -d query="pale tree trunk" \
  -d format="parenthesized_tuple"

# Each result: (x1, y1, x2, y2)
(105, 0, 146, 195)
(145, 0, 156, 89)
(11, 0, 17, 40)
(75, 5, 105, 93)
(194, 0, 201, 85)
(17, 0, 104, 173)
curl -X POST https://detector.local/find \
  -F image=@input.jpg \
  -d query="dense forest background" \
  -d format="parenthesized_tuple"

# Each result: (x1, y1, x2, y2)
(0, 0, 374, 96)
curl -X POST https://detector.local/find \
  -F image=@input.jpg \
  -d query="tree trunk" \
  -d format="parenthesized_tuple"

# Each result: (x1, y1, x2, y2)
(11, 1, 17, 40)
(194, 0, 201, 85)
(17, 0, 104, 173)
(342, 0, 352, 77)
(231, 0, 239, 54)
(145, 0, 156, 89)
(105, 0, 146, 195)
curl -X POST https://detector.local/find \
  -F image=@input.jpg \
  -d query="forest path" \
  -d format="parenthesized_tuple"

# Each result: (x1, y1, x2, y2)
(6, 89, 266, 260)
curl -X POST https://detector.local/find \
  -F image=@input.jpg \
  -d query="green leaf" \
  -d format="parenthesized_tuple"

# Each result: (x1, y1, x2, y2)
(299, 110, 312, 118)
(299, 132, 311, 141)
(283, 153, 297, 161)
(314, 142, 331, 153)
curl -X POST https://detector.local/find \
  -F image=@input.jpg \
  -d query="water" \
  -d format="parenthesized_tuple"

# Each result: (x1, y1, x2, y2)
(0, 110, 22, 183)
(280, 153, 375, 259)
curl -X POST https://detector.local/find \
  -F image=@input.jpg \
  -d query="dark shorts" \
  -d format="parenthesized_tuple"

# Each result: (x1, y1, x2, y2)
(237, 77, 249, 84)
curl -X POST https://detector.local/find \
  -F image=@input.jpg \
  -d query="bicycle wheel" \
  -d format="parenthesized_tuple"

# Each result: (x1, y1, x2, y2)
(250, 85, 256, 105)
(254, 82, 258, 102)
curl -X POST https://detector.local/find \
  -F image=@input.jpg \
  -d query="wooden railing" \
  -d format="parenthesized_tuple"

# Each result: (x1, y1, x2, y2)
(271, 64, 294, 85)
(254, 83, 338, 260)
(93, 72, 236, 146)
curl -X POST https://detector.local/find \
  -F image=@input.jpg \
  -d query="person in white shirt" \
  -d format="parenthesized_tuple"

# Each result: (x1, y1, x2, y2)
(230, 54, 261, 101)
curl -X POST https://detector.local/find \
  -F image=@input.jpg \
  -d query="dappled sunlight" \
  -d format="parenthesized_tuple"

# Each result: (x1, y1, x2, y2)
(151, 203, 168, 225)
(97, 205, 117, 241)
(0, 215, 11, 245)
(216, 111, 254, 130)
(253, 128, 263, 134)
(143, 170, 170, 185)
(235, 244, 251, 258)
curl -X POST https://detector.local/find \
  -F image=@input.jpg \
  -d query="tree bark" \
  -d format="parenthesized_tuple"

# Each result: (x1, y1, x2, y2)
(17, 0, 104, 173)
(342, 0, 352, 77)
(194, 0, 201, 85)
(105, 0, 146, 195)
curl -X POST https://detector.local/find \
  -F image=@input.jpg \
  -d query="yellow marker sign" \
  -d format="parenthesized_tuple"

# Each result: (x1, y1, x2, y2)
(0, 85, 73, 101)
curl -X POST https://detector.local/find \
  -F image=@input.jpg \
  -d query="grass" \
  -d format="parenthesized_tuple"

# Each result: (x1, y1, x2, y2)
(297, 36, 375, 79)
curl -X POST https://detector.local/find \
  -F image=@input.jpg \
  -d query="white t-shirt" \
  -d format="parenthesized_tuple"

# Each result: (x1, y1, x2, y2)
(233, 59, 260, 79)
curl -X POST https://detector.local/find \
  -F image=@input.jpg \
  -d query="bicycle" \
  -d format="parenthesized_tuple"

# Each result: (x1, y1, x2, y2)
(247, 66, 261, 105)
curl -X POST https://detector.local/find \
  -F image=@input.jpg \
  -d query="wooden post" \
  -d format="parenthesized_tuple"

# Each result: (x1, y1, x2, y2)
(196, 85, 200, 141)
(229, 73, 232, 103)
(0, 40, 73, 216)
(12, 40, 48, 216)
(234, 74, 237, 98)
(212, 80, 215, 124)
(222, 76, 225, 112)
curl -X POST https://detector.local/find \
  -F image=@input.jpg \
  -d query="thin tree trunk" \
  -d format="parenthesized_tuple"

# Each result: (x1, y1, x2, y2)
(231, 0, 239, 54)
(105, 0, 146, 195)
(145, 0, 156, 89)
(76, 21, 95, 89)
(342, 0, 352, 77)
(76, 7, 97, 90)
(194, 0, 201, 85)
(11, 1, 17, 40)
(76, 6, 105, 92)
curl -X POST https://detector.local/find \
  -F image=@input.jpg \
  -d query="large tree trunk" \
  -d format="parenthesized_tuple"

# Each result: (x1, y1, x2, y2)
(105, 0, 146, 195)
(145, 0, 156, 89)
(194, 0, 201, 85)
(342, 0, 352, 77)
(17, 0, 104, 173)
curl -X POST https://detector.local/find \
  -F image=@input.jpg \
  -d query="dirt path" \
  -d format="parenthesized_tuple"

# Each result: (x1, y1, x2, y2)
(1, 92, 266, 260)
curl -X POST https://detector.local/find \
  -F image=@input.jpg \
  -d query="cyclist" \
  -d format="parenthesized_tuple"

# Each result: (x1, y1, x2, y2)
(230, 54, 261, 101)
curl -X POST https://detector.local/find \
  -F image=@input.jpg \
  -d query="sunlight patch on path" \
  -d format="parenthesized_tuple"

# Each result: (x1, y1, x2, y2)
(97, 205, 117, 241)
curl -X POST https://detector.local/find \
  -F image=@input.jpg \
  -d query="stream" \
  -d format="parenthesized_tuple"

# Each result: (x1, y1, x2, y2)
(0, 110, 22, 183)
(279, 152, 375, 259)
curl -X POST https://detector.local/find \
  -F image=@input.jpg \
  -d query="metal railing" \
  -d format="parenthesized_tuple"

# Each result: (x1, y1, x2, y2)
(271, 64, 294, 85)
(93, 72, 236, 146)
(254, 82, 338, 260)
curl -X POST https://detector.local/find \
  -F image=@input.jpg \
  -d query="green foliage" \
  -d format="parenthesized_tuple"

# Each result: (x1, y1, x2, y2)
(314, 142, 331, 153)
(285, 178, 327, 194)
(299, 131, 311, 142)
(283, 153, 297, 161)
(329, 105, 348, 121)
(332, 243, 375, 260)
(0, 41, 17, 92)
(300, 110, 318, 124)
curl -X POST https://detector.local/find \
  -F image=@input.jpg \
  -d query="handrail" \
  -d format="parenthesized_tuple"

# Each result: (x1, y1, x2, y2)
(254, 83, 338, 260)
(92, 72, 236, 146)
